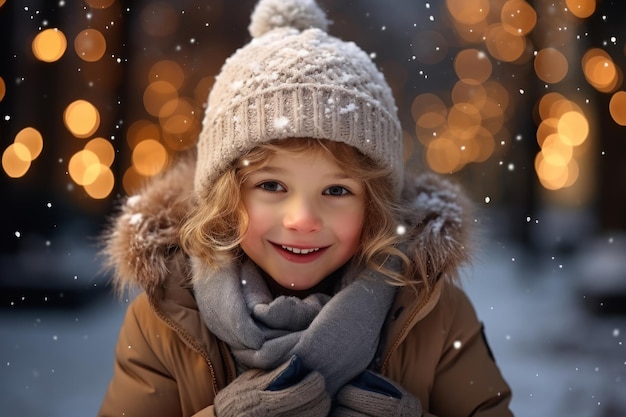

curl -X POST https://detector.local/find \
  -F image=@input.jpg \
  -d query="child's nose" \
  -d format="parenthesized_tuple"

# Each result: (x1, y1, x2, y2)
(283, 196, 322, 232)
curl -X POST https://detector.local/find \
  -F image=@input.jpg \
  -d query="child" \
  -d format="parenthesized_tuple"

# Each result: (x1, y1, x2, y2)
(99, 0, 513, 416)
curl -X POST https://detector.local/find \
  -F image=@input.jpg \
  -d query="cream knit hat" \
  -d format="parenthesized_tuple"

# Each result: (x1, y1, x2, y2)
(195, 0, 404, 196)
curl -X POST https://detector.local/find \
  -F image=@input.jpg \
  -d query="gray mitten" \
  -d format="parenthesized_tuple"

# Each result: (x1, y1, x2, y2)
(332, 371, 423, 417)
(214, 355, 331, 417)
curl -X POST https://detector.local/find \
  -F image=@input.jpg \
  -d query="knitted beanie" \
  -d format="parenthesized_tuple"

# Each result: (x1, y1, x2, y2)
(194, 0, 404, 197)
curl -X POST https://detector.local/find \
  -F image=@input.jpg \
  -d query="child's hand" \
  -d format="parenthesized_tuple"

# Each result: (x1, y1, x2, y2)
(214, 355, 330, 417)
(332, 371, 423, 417)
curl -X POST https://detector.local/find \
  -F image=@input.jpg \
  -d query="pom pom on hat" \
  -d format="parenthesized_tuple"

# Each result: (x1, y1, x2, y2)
(249, 0, 329, 38)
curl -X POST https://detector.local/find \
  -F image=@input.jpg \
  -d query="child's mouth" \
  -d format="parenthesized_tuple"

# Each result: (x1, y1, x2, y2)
(272, 243, 327, 263)
(281, 245, 321, 255)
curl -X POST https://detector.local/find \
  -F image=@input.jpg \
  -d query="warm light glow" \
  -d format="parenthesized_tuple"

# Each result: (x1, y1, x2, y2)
(534, 91, 588, 191)
(74, 29, 107, 62)
(159, 98, 199, 151)
(582, 48, 621, 93)
(483, 81, 510, 112)
(454, 49, 493, 84)
(68, 150, 101, 185)
(485, 23, 526, 62)
(479, 98, 504, 134)
(473, 127, 496, 162)
(127, 119, 161, 149)
(122, 166, 145, 195)
(84, 166, 115, 199)
(501, 0, 537, 36)
(85, 137, 115, 167)
(412, 93, 447, 145)
(446, 0, 490, 25)
(132, 139, 168, 176)
(536, 118, 558, 148)
(542, 134, 573, 166)
(84, 0, 116, 8)
(609, 91, 626, 126)
(558, 111, 589, 146)
(2, 144, 32, 178)
(534, 48, 569, 84)
(0, 0, 6, 7)
(149, 60, 185, 89)
(535, 152, 579, 190)
(32, 28, 67, 63)
(0, 76, 5, 102)
(64, 99, 101, 138)
(565, 0, 596, 18)
(143, 81, 178, 117)
(14, 127, 43, 160)
(448, 103, 482, 140)
(451, 20, 489, 44)
(538, 93, 576, 120)
(452, 80, 487, 108)
(426, 135, 463, 173)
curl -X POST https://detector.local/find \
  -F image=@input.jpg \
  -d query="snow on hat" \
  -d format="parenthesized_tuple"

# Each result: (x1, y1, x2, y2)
(194, 0, 404, 196)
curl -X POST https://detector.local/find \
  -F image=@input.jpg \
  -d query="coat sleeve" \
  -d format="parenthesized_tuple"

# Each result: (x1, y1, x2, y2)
(98, 295, 217, 417)
(428, 285, 513, 417)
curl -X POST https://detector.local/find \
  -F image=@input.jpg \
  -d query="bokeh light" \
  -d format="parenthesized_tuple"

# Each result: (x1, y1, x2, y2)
(1, 127, 44, 178)
(132, 139, 168, 176)
(84, 0, 116, 8)
(501, 0, 537, 35)
(535, 48, 569, 84)
(534, 92, 589, 189)
(446, 0, 490, 25)
(84, 166, 115, 199)
(143, 80, 178, 117)
(63, 100, 101, 138)
(609, 91, 626, 126)
(565, 0, 596, 19)
(454, 49, 493, 84)
(84, 138, 115, 167)
(485, 23, 526, 62)
(69, 150, 101, 186)
(149, 60, 185, 89)
(2, 144, 32, 178)
(14, 127, 44, 160)
(0, 76, 5, 101)
(582, 48, 622, 93)
(74, 29, 107, 62)
(32, 28, 67, 63)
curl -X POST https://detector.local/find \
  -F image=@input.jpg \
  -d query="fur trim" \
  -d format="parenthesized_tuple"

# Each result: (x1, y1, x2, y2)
(101, 154, 195, 297)
(101, 158, 474, 298)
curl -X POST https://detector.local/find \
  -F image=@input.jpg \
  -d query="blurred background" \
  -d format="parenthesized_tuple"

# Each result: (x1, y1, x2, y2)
(1, 0, 625, 416)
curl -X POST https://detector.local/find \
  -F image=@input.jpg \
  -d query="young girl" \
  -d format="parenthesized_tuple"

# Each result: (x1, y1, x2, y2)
(99, 0, 513, 416)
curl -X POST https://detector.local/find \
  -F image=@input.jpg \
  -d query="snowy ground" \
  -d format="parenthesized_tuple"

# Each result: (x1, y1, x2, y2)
(0, 238, 625, 417)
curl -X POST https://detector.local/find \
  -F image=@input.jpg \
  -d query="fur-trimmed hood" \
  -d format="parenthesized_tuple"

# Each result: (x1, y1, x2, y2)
(101, 156, 474, 299)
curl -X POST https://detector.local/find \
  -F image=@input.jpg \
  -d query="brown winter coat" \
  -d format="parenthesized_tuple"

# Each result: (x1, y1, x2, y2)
(98, 157, 513, 417)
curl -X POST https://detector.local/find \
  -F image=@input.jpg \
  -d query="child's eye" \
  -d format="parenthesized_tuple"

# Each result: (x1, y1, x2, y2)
(258, 181, 285, 192)
(324, 185, 351, 196)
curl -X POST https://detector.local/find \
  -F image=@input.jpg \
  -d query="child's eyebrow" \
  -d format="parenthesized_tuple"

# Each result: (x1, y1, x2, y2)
(250, 165, 286, 175)
(251, 164, 358, 182)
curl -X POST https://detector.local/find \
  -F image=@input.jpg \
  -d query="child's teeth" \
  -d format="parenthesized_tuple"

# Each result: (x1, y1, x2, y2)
(282, 245, 320, 255)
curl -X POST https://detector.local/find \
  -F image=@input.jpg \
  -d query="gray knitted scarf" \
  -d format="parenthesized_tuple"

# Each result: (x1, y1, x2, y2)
(193, 259, 397, 395)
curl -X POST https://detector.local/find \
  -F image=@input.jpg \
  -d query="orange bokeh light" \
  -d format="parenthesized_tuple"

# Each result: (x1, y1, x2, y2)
(32, 28, 67, 63)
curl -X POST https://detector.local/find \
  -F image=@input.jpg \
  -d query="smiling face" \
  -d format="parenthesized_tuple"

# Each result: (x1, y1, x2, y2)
(239, 146, 366, 291)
